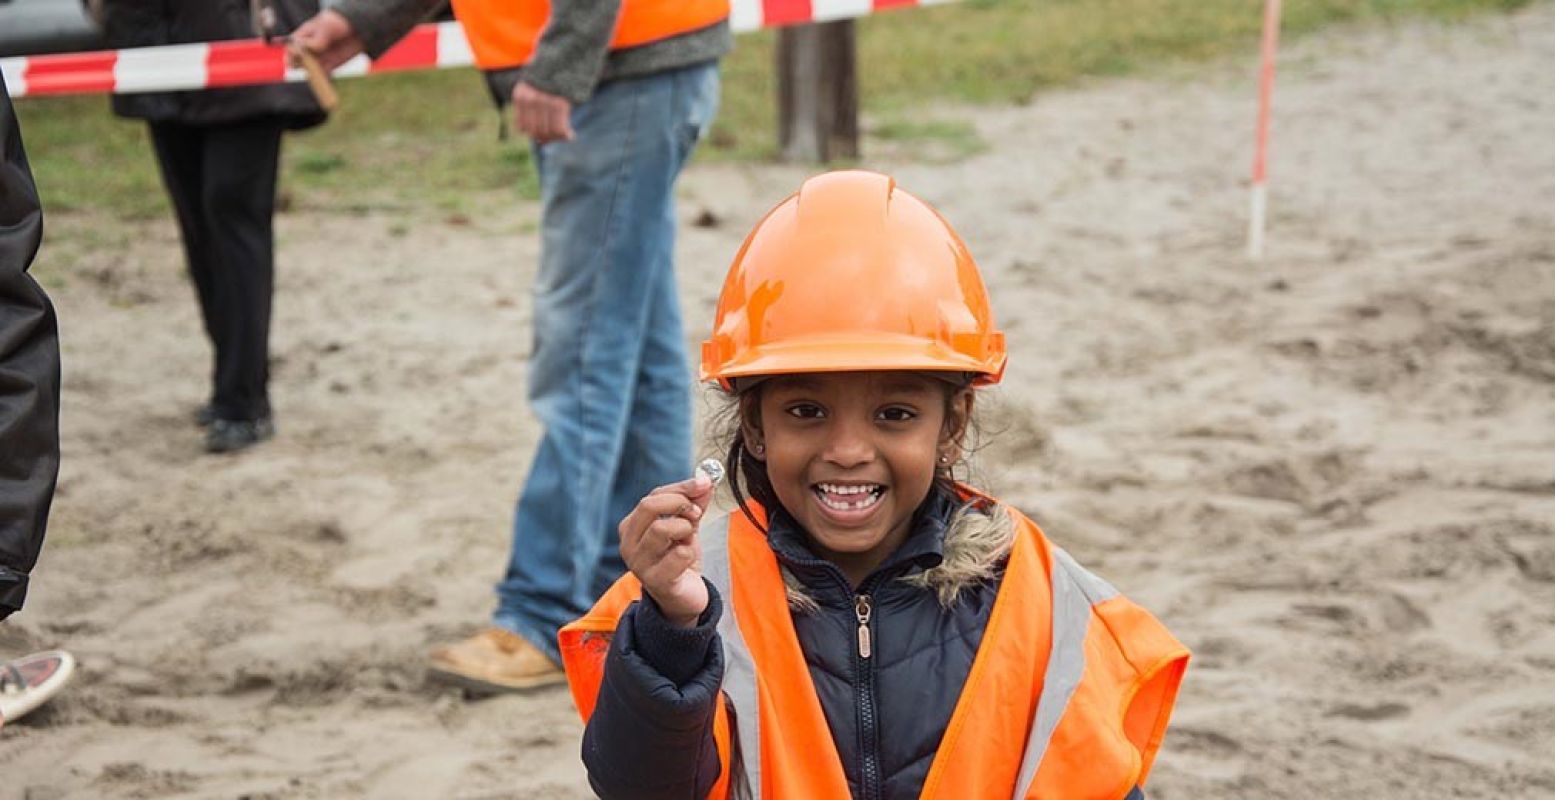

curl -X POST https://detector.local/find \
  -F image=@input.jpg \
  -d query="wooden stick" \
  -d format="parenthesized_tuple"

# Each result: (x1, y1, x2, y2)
(288, 41, 339, 113)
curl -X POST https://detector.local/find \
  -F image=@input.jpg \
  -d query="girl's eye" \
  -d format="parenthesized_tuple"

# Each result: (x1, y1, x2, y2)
(785, 403, 825, 419)
(877, 407, 917, 422)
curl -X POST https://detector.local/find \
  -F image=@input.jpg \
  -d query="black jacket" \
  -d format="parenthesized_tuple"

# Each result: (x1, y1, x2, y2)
(101, 0, 326, 129)
(582, 489, 1152, 799)
(0, 76, 62, 622)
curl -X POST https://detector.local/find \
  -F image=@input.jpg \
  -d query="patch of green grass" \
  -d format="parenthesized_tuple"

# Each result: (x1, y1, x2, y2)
(294, 151, 347, 175)
(870, 118, 989, 162)
(11, 0, 1533, 219)
(13, 94, 167, 219)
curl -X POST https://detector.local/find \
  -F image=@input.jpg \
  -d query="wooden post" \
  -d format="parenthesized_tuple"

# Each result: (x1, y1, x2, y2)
(777, 20, 859, 163)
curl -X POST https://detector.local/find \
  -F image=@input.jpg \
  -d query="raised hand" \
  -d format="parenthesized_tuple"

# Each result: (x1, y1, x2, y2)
(618, 475, 717, 628)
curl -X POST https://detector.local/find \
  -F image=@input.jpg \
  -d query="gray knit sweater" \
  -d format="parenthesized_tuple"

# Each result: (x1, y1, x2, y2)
(332, 0, 729, 104)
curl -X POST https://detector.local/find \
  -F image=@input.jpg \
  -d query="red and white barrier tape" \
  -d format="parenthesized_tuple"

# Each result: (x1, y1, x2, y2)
(3, 0, 956, 99)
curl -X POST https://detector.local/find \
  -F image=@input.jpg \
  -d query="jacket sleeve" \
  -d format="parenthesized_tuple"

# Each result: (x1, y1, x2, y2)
(0, 77, 62, 622)
(522, 0, 622, 104)
(583, 582, 725, 799)
(330, 0, 445, 60)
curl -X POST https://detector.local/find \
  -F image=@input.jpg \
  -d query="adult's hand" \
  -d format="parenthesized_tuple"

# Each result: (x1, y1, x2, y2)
(512, 82, 575, 144)
(618, 475, 717, 628)
(290, 10, 364, 71)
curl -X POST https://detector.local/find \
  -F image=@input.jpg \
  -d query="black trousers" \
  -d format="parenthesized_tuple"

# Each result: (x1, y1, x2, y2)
(148, 119, 283, 422)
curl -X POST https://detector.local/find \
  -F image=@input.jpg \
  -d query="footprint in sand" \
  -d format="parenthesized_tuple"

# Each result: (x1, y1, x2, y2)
(1325, 702, 1412, 721)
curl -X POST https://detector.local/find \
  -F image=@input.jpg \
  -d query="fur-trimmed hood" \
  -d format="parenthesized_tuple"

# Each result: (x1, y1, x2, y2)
(782, 500, 1017, 613)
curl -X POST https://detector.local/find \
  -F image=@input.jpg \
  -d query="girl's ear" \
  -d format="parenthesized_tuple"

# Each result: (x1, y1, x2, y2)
(740, 392, 767, 461)
(743, 427, 767, 461)
(939, 387, 974, 462)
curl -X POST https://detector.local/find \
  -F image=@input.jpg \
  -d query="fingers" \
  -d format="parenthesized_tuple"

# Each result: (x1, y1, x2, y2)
(636, 540, 699, 589)
(512, 97, 535, 142)
(643, 514, 697, 551)
(617, 466, 725, 593)
(291, 10, 362, 70)
(511, 84, 575, 144)
(635, 521, 698, 568)
(620, 490, 703, 550)
(620, 513, 700, 590)
(651, 473, 716, 506)
(533, 100, 569, 142)
(320, 41, 361, 71)
(515, 103, 567, 144)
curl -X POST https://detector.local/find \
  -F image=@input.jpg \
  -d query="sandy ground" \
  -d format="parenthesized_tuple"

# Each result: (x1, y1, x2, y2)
(3, 5, 1554, 798)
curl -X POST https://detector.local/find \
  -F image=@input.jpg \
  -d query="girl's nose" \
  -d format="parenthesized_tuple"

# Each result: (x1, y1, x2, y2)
(822, 418, 875, 468)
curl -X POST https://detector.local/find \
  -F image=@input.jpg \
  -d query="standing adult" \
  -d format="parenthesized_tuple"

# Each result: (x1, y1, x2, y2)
(294, 0, 729, 690)
(101, 1, 329, 453)
(1, 69, 64, 726)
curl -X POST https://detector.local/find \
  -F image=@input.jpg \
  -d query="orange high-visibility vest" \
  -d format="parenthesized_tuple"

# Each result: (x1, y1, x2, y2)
(559, 497, 1190, 799)
(448, 0, 730, 71)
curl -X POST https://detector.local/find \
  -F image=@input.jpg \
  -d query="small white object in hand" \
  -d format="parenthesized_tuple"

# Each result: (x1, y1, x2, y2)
(695, 458, 726, 486)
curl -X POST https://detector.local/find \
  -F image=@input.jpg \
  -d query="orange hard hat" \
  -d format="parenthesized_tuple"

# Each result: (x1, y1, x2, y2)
(700, 170, 1006, 389)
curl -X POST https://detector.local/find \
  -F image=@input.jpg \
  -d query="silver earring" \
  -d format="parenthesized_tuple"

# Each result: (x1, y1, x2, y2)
(753, 443, 765, 456)
(939, 453, 951, 464)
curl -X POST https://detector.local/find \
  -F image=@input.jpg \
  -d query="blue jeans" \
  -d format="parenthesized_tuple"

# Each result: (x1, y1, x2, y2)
(493, 62, 720, 662)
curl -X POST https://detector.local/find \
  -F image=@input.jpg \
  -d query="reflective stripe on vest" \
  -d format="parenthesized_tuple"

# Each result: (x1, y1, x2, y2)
(557, 496, 1190, 800)
(700, 516, 761, 798)
(1015, 547, 1120, 796)
(448, 0, 730, 71)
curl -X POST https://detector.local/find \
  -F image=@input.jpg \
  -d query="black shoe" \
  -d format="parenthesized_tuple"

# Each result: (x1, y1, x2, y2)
(194, 404, 217, 427)
(204, 417, 275, 454)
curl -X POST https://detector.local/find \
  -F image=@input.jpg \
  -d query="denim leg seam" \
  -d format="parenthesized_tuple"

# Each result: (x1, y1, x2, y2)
(572, 85, 646, 587)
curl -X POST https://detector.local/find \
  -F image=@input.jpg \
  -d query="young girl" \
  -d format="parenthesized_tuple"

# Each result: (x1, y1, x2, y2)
(559, 171, 1189, 800)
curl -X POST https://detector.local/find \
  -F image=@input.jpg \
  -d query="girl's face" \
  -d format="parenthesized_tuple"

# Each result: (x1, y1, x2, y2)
(748, 371, 970, 584)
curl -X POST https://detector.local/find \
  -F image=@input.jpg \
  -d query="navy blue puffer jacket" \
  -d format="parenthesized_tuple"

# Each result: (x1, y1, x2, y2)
(581, 488, 1148, 800)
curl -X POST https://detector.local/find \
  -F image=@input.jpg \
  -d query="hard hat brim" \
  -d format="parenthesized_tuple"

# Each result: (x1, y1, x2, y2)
(701, 335, 1006, 390)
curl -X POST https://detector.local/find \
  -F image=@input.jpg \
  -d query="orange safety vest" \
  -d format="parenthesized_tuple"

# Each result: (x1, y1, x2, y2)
(559, 497, 1189, 799)
(448, 0, 730, 71)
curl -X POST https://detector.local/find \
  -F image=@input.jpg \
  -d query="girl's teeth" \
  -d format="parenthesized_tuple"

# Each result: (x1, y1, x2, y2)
(817, 487, 881, 511)
(819, 483, 876, 495)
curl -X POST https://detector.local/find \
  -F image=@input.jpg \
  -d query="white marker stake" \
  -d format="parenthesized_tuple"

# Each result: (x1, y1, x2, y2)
(1248, 182, 1269, 261)
(1249, 0, 1282, 261)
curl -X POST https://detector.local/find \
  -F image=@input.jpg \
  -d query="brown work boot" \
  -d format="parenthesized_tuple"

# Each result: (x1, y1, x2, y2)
(427, 628, 566, 694)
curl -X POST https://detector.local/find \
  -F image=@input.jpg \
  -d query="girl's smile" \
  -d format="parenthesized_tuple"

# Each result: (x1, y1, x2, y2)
(751, 371, 970, 585)
(813, 482, 884, 516)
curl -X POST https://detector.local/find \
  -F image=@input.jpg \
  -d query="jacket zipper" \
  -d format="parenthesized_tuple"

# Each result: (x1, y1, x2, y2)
(855, 594, 873, 658)
(771, 543, 895, 799)
(854, 592, 881, 800)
